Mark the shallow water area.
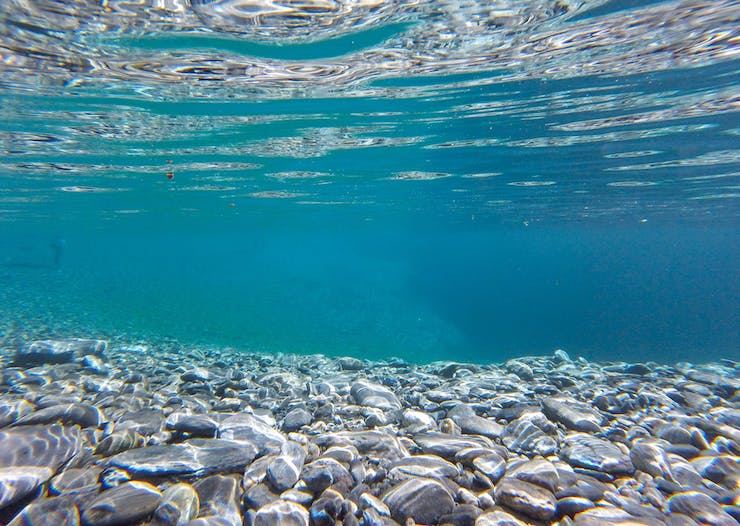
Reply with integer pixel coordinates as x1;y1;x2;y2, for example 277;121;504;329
0;1;739;525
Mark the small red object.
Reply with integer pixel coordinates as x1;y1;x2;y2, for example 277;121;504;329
166;171;174;180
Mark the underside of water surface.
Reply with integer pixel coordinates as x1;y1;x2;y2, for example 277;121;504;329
0;0;738;363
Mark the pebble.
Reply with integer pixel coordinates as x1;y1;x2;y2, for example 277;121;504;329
493;478;557;521
0;340;737;526
254;499;309;526
561;433;634;475
81;481;162;526
382;477;455;524
109;439;257;477
350;380;402;411
151;483;199;526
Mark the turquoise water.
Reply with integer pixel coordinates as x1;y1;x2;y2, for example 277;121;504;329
0;0;738;363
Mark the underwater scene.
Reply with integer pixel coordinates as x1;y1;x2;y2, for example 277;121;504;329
0;1;738;525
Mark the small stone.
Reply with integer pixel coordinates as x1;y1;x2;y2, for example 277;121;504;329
0;400;34;429
7;495;81;526
401;409;436;433
301;458;352;494
82;355;109;375
472;453;507;484
337;357;365;371
95;430;143;457
493;478;556;521
169;415;219;438
81;481;161;526
193;475;241;526
388;455;459;479
561;433;634;475
14;403;103;428
254;499;309;526
507;458;559;492
218;414;286;455
475;510;529;525
282;408;312;432
266;442;306;491
542;397;602;433
382;477;454;525
556;496;595;517
350;380;401;411
414;432;493;459
151;483;199;526
0;467;52;509
630;440;675;481
666;491;737;526
447;404;503;439
49;466;102;495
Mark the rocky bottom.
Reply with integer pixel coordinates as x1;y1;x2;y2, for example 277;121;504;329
0;338;738;526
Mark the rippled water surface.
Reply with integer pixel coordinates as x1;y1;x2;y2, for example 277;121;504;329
0;0;738;362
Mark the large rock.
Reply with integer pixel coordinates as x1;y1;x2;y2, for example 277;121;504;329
109;439;257;478
7;495;81;526
382;478;454;524
14;339;106;366
666;491;737;526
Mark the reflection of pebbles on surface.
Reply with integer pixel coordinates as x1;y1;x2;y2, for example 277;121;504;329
606;181;658;187
507;181;556;187
389;171;453;180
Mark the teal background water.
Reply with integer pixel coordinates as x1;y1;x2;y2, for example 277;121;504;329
0;1;738;364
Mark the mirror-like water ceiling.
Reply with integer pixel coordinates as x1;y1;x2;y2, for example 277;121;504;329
0;0;737;360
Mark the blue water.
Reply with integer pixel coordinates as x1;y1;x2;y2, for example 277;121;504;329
0;0;738;364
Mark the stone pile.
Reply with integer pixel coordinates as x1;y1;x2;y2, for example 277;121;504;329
0;338;737;525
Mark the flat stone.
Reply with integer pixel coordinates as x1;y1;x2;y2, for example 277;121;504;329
168;415;219;438
0;424;82;473
49;466;102;495
193;475;241;526
116;409;164;436
337;357;365;371
501;417;557;456
666;491;737;526
312;431;408;462
81;481;161;526
14;339;107;366
542;397;602;433
350;380;401;411
447;404;503;439
556;496;595;517
382;477;454;524
109;439;257;478
413;432;493;459
13;403;103;428
572;507;666;525
561;433;634;475
218;414;286;455
151;483;199;526
7;495;81;526
94;430;143;457
388;455;459;479
254;499;309;526
493;478;556;521
0;467;53;509
0;400;34;428
507;458;559;492
475;510;529;525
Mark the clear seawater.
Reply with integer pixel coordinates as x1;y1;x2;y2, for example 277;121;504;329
0;0;737;364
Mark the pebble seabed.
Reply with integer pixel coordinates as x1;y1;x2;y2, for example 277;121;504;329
0;338;738;526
